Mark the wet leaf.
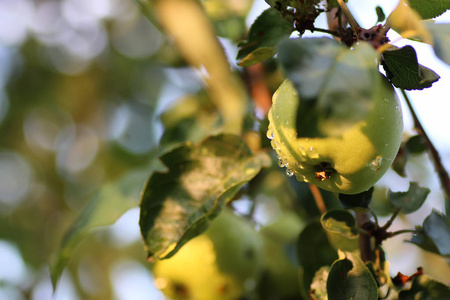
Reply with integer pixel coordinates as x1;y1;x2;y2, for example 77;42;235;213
388;182;430;214
237;8;293;67
139;134;271;260
327;252;378;300
382;46;440;90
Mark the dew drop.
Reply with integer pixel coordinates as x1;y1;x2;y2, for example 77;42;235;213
266;127;275;140
307;147;319;159
384;98;389;102
298;146;307;157
278;156;288;168
286;168;294;177
370;156;383;170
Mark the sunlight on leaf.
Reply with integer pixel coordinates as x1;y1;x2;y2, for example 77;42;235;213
139;134;271;261
387;0;432;44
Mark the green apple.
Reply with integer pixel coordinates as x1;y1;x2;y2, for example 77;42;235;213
152;208;263;300
267;79;403;194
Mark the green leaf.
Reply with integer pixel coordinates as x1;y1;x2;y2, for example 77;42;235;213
409;211;450;257
320;210;359;252
406;134;427;155
423;211;450;256
339;188;374;210
409;0;450;19
399;274;450;300
278;38;384;138
51;164;163;288
376;6;386;23
426;23;450;66
382;46;440;90
297;221;338;293
389;182;430;214
139;134;271;260
327;252;378;300
237;8;293;67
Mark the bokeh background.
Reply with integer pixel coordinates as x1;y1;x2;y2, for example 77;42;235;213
0;0;449;299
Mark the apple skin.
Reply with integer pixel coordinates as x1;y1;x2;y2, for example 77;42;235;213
267;78;403;194
152;209;263;300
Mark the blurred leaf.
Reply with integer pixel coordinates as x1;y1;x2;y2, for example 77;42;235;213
237;8;293;67
409;0;450;19
398;274;450;299
376;6;386;23
203;0;253;41
389;182;430;214
159;93;220;148
339;188;374;210
426;23;450;66
327;252;378;300
264;0;323;28
297;221;338;292
51;163;164;288
387;0;432;43
320;210;359;252
139;134;271;260
382;46;440;90
409;211;450;257
406;135;427;154
278;38;383;138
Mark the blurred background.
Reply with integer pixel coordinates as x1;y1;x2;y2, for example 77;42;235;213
0;0;449;299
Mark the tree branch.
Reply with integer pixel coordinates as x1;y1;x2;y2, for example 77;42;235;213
400;89;450;204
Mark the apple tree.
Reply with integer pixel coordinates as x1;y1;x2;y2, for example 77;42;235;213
51;0;450;299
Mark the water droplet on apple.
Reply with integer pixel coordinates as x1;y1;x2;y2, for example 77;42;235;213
370;156;383;170
266;127;274;140
295;162;305;170
298;146;307;156
307;147;319;159
286;168;294;177
278;156;288;168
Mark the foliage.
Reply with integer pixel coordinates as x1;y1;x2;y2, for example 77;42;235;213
2;0;450;299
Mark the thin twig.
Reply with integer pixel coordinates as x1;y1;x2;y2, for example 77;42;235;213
381;207;402;230
308;184;326;214
356;211;374;262
388;229;418;238
310;26;340;37
400;89;450;204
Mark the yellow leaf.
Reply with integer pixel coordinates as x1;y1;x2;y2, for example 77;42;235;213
387;0;432;44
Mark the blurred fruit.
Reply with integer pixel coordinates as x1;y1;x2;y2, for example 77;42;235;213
153;208;263;300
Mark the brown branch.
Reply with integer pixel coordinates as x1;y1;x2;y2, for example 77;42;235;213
308;184;326;214
401;89;450;204
356;211;374;262
244;63;272;116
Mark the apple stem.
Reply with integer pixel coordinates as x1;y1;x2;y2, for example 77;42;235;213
400;89;450;206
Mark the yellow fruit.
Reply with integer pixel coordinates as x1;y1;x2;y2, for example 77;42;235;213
152;209;263;300
267;79;403;194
